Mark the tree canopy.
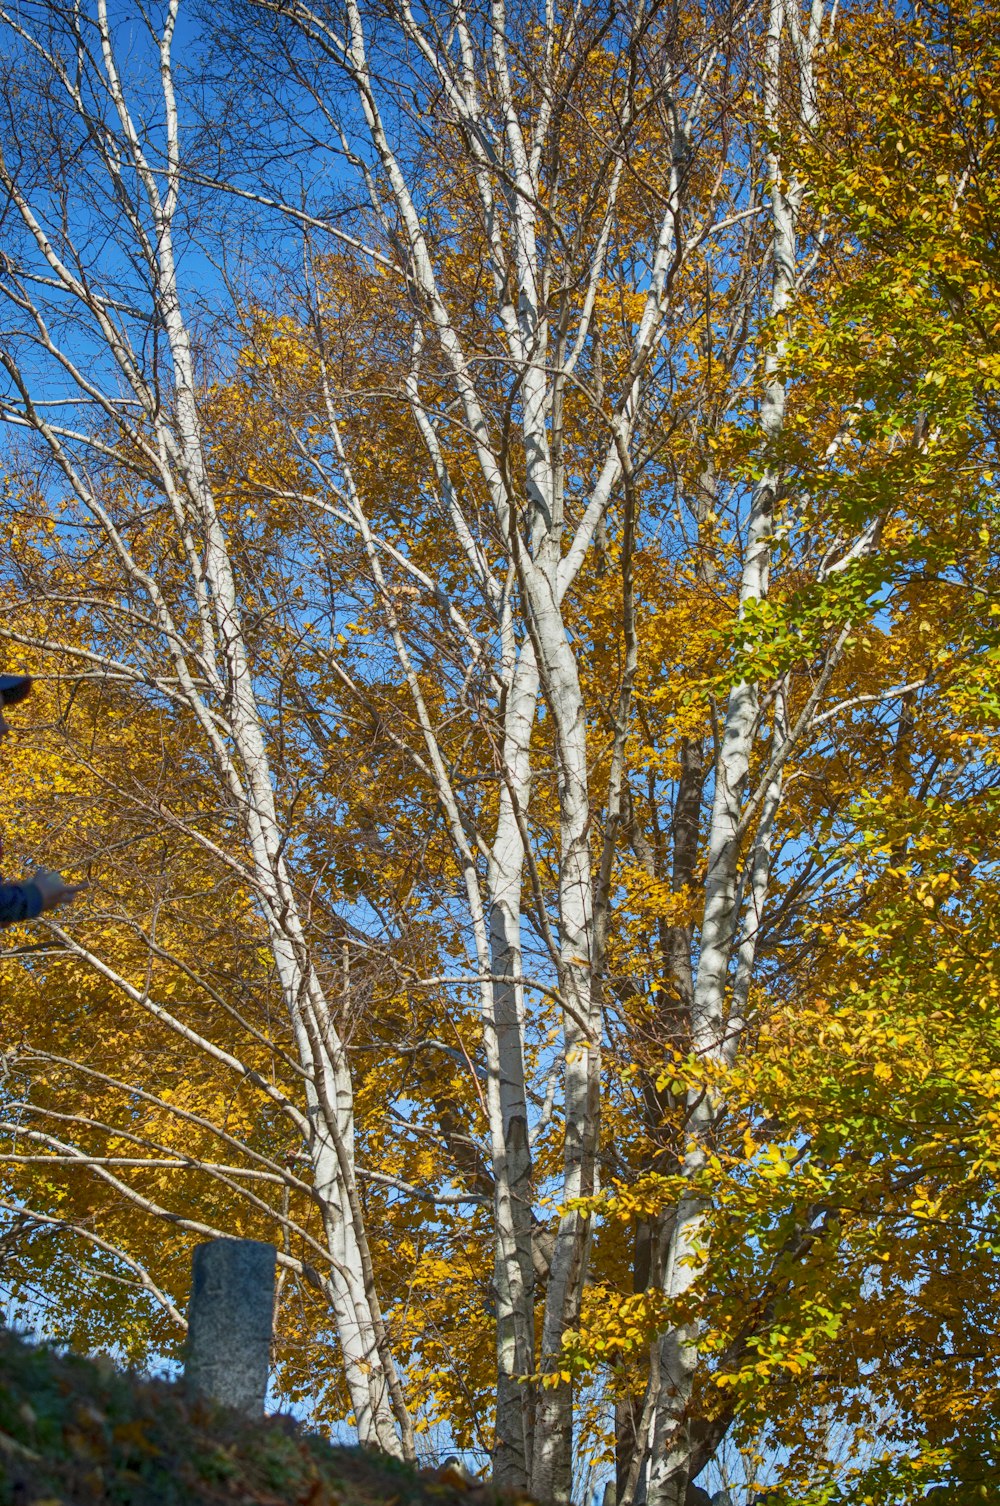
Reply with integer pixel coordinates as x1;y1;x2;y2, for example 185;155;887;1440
0;0;998;1502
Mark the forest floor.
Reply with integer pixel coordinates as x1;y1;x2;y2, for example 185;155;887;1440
0;1327;517;1506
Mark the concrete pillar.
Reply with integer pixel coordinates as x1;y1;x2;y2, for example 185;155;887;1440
185;1238;276;1415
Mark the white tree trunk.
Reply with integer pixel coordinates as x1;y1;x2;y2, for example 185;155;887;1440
519;563;599;1505
487;643;540;1488
643;3;823;1500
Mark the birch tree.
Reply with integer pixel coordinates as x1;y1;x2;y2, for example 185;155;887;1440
642;4;834;1501
213;2;760;1495
0;0;411;1457
213;2;855;1498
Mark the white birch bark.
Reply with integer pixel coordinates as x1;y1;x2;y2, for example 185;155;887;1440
487;644;540;1487
643;4;825;1500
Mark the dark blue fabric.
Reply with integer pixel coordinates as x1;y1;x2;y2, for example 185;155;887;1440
0;882;43;926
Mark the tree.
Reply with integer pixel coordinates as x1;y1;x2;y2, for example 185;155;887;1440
0;0;412;1457
560;1;1000;1498
1;0;998;1502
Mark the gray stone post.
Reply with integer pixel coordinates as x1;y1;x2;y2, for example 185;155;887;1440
185;1237;276;1415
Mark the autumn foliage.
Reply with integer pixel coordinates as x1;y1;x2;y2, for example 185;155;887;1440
0;0;998;1503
